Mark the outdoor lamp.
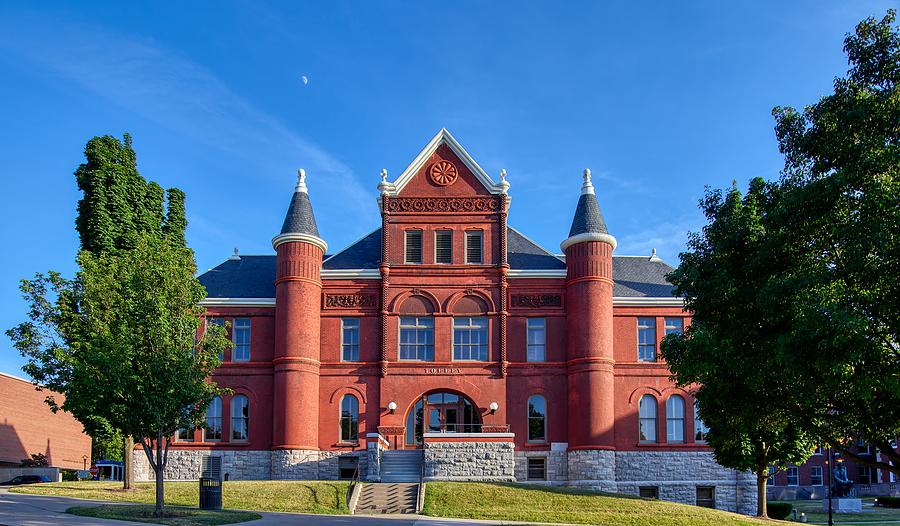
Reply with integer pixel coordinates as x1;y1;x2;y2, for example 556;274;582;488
489;401;499;413
388;401;397;414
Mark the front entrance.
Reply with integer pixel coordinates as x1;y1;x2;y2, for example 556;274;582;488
404;391;481;447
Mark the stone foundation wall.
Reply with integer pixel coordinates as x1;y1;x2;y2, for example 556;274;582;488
514;442;569;483
614;451;756;515
424;441;515;482
133;449;365;481
567;449;616;492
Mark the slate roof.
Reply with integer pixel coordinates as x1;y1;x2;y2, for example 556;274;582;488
280;191;320;236
199;228;676;299
568;193;609;237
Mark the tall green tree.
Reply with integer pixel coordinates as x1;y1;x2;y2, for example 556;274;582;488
661;181;816;518
8;133;230;514
771;9;900;471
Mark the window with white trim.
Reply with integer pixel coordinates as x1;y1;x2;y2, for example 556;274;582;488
205;396;222;441
340;394;359;442
208;318;225;361
787;466;799;486
665;317;683;336
453;317;488;361
527;318;546;362
768;465;777;486
405;230;423;264
465;230;483;264
399;316;434;361
231;395;249;441
232;318;251;361
341;318;360;362
810;466;823;486
434;230;452;264
639;394;657;443
177;427;193;442
666;395;685;443
637;318;656;362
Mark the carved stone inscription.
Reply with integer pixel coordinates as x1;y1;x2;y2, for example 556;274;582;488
324;294;377;309
511;294;562;308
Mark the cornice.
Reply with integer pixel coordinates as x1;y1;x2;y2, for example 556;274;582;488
271;232;328;252
560;232;618;252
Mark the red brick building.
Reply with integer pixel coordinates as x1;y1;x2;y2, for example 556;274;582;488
0;372;91;470
136;129;756;513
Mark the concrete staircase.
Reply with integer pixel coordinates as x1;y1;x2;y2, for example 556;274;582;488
380;450;423;483
355;482;419;514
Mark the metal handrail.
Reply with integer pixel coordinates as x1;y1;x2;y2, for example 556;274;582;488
422;423;510;433
347;464;361;508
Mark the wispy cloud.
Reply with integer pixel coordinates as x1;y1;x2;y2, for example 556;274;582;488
615;214;703;264
0;10;377;233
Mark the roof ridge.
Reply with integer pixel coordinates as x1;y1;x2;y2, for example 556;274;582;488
506;225;565;263
322;227;382;264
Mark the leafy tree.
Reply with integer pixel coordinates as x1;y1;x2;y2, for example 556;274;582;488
771;9;900;471
661;181;816;518
7;134;230;514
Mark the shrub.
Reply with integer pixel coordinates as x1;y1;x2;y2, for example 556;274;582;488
767;502;793;520
875;496;900;508
20;453;49;467
61;469;78;481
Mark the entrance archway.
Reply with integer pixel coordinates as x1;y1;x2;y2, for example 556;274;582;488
405;391;481;447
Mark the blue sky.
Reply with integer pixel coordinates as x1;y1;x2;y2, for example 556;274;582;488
0;1;892;376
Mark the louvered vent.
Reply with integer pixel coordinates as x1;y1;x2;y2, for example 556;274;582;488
405;230;423;263
435;230;452;263
465;231;483;264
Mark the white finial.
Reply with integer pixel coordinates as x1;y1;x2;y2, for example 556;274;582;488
582;168;595;195
295;169;308;193
229;247;240;260
649;247;662;262
499;169;509;194
378;168;391;195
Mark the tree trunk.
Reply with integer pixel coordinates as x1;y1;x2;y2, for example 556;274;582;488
756;466;768;518
123;435;134;490
154;432;164;515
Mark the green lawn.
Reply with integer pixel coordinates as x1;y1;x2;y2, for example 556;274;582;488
771;499;900;525
423;482;773;526
11;480;350;515
68;505;260;526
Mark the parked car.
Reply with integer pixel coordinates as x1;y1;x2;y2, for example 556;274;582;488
0;475;51;485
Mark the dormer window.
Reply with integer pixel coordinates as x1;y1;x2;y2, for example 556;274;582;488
405;230;423;264
465;230;483;264
435;230;452;264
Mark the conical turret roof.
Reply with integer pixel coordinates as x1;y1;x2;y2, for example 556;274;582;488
272;169;327;252
561;169;617;251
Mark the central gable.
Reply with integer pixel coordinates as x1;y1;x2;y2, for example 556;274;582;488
383;128;504;198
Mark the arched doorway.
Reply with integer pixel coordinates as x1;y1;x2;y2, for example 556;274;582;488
405;391;481;447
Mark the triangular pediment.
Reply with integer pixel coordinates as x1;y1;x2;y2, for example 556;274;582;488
379;129;505;197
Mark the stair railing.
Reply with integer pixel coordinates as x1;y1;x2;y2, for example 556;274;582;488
347;464;362;514
416;453;426;513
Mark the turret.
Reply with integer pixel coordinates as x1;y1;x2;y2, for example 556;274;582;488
272;169;327;451
562;169;617;450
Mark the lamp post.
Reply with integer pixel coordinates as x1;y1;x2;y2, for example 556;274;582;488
827;447;834;526
82;454;88;471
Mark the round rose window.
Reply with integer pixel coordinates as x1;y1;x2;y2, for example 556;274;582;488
429;160;458;186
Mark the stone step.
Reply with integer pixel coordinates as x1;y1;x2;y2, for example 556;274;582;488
355;482;419;515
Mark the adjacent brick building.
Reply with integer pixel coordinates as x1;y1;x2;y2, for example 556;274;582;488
0;371;91;470
135;129;757;513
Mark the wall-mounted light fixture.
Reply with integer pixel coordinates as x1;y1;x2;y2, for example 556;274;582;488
388;401;397;414
489;401;499;414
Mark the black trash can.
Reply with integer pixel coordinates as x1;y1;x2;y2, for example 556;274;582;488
199;477;222;511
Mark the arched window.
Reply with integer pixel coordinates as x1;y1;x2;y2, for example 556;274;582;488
666;395;685;443
340;394;359;442
231;395;249;441
527;395;547;442
639;394;657;443
205;396;222;441
694;401;709;443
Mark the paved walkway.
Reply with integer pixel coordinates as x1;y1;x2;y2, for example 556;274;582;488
0;489;551;526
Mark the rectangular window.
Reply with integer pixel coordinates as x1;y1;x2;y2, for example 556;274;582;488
858;466;874;485
768;466;777;486
639;486;659;499
787;466;799;486
465;230;483;264
232;318;251;361
637;318;657;362
453;317;489;361
176;428;193;442
405;230;423;264
694;402;709;443
526;457;547;481
341;318;360;362
399;317;434;361
434;230;452;264
696;486;715;509
339;456;359;480
665;317;683;336
527;318;546;362
813;446;823;455
810;466;823;486
208;318;225;361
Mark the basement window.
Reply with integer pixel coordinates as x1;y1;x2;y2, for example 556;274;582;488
696;486;715;508
527;457;547;481
639;486;658;499
339;456;359;480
